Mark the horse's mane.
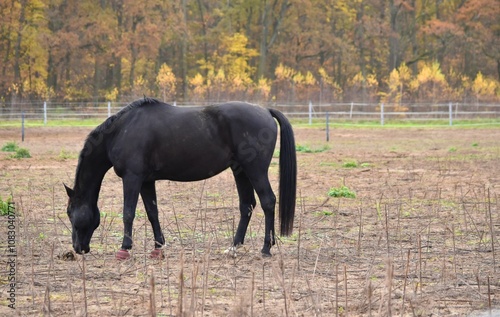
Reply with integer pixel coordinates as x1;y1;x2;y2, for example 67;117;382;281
92;97;162;136
73;97;162;188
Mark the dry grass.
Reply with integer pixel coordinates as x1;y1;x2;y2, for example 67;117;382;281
0;126;499;316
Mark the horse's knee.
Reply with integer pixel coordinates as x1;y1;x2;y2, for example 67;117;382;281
261;195;276;214
123;212;135;224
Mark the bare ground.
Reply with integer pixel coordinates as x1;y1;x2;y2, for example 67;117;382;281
0;125;499;316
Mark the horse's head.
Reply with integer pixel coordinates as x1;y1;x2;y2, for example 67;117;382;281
64;184;100;254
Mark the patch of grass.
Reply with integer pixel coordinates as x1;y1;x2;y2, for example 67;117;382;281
448;147;457;152
342;160;358;168
328;185;356;198
314;210;334;216
472;142;479;147
58;149;78;160
2;141;19;152
296;144;329;153
0;196;14;216
10;147;31;159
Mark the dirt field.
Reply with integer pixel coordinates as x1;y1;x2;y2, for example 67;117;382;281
0;124;499;316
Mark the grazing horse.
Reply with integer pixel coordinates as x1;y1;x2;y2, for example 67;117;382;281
64;97;297;259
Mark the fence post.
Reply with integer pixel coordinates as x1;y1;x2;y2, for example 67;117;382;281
326;112;330;142
380;103;384;126
43;101;47;125
309;100;312;125
108;101;111;117
350;102;353;119
173;101;177;107
449;102;453;126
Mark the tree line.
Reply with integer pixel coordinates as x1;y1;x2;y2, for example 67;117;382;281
1;0;499;105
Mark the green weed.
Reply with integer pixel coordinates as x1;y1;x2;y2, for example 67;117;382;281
0;196;14;216
10;147;31;159
342;160;358;168
328;186;356;198
1;141;19;152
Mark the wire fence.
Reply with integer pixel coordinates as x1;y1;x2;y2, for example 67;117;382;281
1;101;499;126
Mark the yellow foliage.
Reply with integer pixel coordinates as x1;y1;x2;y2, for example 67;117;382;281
189;73;207;99
105;87;119;101
156;63;176;100
415;61;446;85
293;72;304;85
472;72;497;99
275;63;296;81
304;71;316;86
398;63;412;82
256;77;271;100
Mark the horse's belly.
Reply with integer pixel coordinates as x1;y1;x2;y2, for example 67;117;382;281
152;152;231;182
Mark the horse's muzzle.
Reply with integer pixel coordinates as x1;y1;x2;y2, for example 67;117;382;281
74;244;90;254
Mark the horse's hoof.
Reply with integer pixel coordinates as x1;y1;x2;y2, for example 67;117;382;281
150;249;164;259
261;248;272;257
224;244;243;258
116;249;130;260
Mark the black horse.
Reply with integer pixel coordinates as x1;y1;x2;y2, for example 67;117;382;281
65;97;296;259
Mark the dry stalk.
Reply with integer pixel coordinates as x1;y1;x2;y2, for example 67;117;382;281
166;253;173;317
312;239;323;281
272;253;290;317
297;192;304;271
43;284;51;316
68;272;76;315
92;281;102;312
451;224;457;281
52;185;57;237
418;234;422;295
305;277;320;316
386;258;394;317
191;261;199;314
149;267;156;317
357;205;363;255
201;239;212;317
335;264;339;317
262;261;266;311
368;279;372;317
177;252;185;316
384;204;390;255
487;188;496;273
82;254;88;317
344;265;348;315
487;276;492;314
401;249;410;317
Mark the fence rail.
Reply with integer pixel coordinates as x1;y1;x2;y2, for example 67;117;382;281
1;101;499;126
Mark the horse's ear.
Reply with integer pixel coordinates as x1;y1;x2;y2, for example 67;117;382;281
64;183;74;198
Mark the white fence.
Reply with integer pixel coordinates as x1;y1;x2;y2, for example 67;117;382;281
1;101;499;126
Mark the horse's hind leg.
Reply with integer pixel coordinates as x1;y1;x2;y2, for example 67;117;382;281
250;175;276;257
140;181;165;259
231;169;257;251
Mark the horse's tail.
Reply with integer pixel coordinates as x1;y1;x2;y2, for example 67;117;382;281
269;109;297;236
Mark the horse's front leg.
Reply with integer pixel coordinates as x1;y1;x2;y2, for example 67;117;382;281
140;181;165;259
116;174;142;260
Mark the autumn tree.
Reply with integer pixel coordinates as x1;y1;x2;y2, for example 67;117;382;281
156;63;176;101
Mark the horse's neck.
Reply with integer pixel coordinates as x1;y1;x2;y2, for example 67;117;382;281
74;142;112;204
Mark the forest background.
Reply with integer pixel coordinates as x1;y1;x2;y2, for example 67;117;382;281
0;0;499;106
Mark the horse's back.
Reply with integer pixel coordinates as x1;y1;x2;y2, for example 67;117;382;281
108;101;277;181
